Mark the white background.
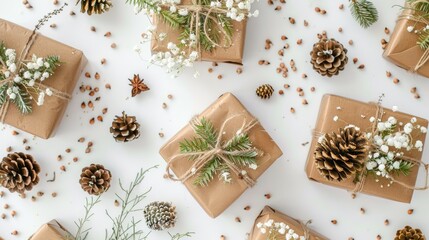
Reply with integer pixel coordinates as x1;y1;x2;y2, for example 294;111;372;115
1;0;429;239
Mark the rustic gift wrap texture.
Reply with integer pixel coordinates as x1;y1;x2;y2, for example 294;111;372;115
249;206;328;240
159;93;283;218
29;220;73;240
383;5;429;78
0;19;87;139
151;0;247;65
305;94;428;203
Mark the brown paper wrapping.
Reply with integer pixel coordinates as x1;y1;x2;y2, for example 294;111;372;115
159;93;283;218
383;6;429;77
249;206;328;240
29;220;73;240
151;1;247;64
0;19;87;139
305;94;428;203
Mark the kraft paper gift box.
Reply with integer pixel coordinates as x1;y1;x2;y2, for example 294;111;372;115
0;19;87;139
151;0;247;65
29;220;73;240
305;94;428;203
160;93;283;218
249;206;328;240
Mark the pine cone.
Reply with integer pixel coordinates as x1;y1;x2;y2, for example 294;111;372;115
314;126;368;182
310;38;348;77
110;111;141;142
79;164;112;195
144;201;176;231
0;152;40;193
256;84;274;99
78;0;112;15
395;226;426;240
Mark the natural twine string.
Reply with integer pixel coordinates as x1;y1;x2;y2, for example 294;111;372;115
397;2;429;72
312;102;429;194
0;30;71;123
165;114;260;188
299;220;312;240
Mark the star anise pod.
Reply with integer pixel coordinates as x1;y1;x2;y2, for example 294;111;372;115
129;74;149;97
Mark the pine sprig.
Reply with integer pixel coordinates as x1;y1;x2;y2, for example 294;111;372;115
396;161;414;176
349;0;379;28
193;158;222;186
11;86;32;114
408;0;429;13
0;85;7;106
418;30;429;49
105;167;156;240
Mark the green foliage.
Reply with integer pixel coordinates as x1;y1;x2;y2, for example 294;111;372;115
349;0;379;28
0;42;6;65
105;167;156;240
74;196;102;240
408;0;429;13
160;10;188;29
418;30;429;49
0;85;7;107
180;118;258;186
395;161;414;176
11;86;32;114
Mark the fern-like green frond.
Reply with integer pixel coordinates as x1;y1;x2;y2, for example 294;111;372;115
225;133;258;167
349;0;379;28
160;10;188;29
11;86;32;114
408;0;429;13
0;85;7;107
418;30;429;49
193;158;222;186
193;117;218;146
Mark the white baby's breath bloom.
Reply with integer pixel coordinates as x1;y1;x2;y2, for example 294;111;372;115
37;92;45;106
13;76;22;83
415;140;423;148
28;80;35;87
178;8;188;15
8;63;16;73
333;116;339;122
380;145;389;153
23;71;31;79
249;163;258;170
42;72;50;79
45;88;53;96
407;26;415;32
393;161;400;169
392;106;399;112
369;116;375;123
8;92;16;100
411;117;417;123
421;126;427;133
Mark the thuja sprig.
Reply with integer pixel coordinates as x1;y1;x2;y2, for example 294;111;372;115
72;196;102;240
349;0;379;28
105;167;157;240
169;232;195;240
179;118;258;187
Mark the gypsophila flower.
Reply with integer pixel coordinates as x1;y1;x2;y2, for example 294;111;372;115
257;219;304;240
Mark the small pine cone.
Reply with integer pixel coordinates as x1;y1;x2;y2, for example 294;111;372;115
314;126;368;182
79;164;112;195
144;201;176;231
110;111;141;142
395;226;426;240
0;152;40;193
310;38;348;77
256;84;274;99
79;0;112;15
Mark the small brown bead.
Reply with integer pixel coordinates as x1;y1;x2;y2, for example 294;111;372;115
60;165;66;172
339;4;344;9
104;32;112;37
284;84;290;89
358;64;365;69
278;90;284;95
281;35;287;40
408;209;414;214
297;39;303;45
393;78;400;84
275;6;282;11
89;118;95;125
90;26;96;32
244;206;251;211
384;219;389;226
78;137;85;143
264;193;271;199
304;20;309;27
290;107;295;113
236;68;243;74
101;58;107;65
353;58;358;64
65;148;71;153
111;43;117;49
302;99;308;105
51;192;57;198
11;230;18;236
289;17;295;24
410;87;417;93
315;7;321;12
386;71;392;77
331;219;337;224
235;217;241;223
348;40;354;45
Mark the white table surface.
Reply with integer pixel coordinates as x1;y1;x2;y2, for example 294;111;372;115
1;0;429;239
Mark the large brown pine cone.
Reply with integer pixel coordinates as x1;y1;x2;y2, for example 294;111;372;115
310;38;348;77
79;164;112;195
395;226;426;240
110;111;141;143
78;0;112;15
314;126;368;182
0;152;41;193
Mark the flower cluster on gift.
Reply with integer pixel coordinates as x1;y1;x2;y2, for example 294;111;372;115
402;0;429;49
256;219;305;240
365;114;427;180
128;0;258;76
0;42;60;114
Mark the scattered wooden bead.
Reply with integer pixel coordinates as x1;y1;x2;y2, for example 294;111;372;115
384;219;389;226
235;217;241;223
90;26;96;32
393;78;400;84
289;17;295;24
104;32;112;37
331;219;338;224
386;71;392;77
408;209;414;214
264;193;271;199
111;43;117;49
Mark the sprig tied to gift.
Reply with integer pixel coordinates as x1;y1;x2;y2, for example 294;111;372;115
314;105;428;189
402;0;429;49
166;116;260;187
129;0;258;76
0;4;67;115
256;219;307;240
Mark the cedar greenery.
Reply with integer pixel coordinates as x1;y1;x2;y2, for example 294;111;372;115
406;0;429;49
349;0;379;28
179;118;258;187
126;0;233;51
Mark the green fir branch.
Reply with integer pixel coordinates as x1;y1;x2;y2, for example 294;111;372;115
73;196;102;240
169;232;195;240
349;0;379;28
159;10;188;29
225;134;258;167
11;86;32;114
193;118;217;146
0;85;7;106
408;0;429;13
418;30;429;49
0;42;6;65
395;161;414;176
105;167;156;240
193;158;222;186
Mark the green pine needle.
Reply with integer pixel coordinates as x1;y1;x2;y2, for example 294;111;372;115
396;161;414;176
408;0;429;13
0;85;7;107
0;42;6;65
11;86;32;114
193;158;222;187
349;0;379;28
159;10;188;29
418;30;429;49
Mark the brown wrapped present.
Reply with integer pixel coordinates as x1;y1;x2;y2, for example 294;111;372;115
305;94;428;203
151;0;247;65
160;93;283;218
383;4;429;77
0;18;87;139
249;206;328;240
29;220;73;240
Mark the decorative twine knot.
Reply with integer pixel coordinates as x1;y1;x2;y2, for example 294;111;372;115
0;30;72;123
165;114;260;188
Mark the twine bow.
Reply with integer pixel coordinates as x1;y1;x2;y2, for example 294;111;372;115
165;115;260;187
0;29;71;123
397;1;429;72
164;0;234;59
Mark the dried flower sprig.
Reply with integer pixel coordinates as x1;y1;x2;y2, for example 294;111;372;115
256;219;305;240
35;3;68;31
72;196;102;240
168;232;195;240
104;167;157;240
